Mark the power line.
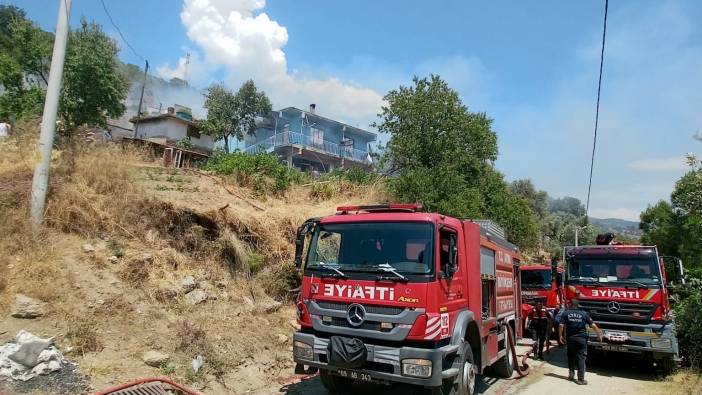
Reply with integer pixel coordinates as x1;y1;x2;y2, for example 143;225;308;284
100;0;145;62
585;0;609;217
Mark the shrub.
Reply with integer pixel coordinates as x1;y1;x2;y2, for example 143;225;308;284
324;166;375;184
676;287;702;368
176;137;194;150
205;151;307;194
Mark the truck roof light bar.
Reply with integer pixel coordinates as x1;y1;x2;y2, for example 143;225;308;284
336;203;423;213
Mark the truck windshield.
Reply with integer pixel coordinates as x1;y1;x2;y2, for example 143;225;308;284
567;255;662;286
521;269;551;289
306;222;434;275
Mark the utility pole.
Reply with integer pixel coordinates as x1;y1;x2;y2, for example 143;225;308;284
133;59;149;138
29;0;72;229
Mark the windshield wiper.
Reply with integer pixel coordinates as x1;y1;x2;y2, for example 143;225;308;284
316;262;347;278
375;263;408;282
611;280;650;288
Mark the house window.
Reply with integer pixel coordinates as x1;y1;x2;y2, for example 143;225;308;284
187;125;201;139
311;127;324;147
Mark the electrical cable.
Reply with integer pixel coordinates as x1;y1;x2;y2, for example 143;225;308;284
100;0;145;62
585;0;609;217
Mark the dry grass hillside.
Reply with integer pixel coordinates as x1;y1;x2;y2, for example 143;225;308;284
0;119;388;394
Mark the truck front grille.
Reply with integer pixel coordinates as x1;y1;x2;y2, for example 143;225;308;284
579;299;657;324
316;301;405;316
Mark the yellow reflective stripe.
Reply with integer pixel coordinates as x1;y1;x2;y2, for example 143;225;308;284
643;289;658;300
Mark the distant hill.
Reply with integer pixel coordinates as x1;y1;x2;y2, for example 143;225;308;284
590;217;642;240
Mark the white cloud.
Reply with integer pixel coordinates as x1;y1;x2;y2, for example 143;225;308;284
158;0;383;128
694;130;702;142
589;208;641;222
626;156;688;172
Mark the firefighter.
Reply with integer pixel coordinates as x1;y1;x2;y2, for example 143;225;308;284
558;299;602;385
526;301;551;359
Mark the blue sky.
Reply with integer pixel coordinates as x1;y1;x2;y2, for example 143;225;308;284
11;0;702;220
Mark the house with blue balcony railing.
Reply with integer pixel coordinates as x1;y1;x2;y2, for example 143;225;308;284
242;104;376;172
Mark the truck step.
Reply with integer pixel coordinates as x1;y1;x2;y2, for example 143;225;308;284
442;368;460;378
441;345;460;356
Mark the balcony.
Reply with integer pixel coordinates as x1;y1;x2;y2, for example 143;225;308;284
243;131;370;164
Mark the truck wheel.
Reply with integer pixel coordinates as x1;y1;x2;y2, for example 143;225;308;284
659;357;676;376
436;343;476;395
319;369;353;393
493;334;515;378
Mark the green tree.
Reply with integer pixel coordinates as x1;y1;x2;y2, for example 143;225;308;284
233;79;272;140
510;179;549;218
201;80;271;153
375;75;538;249
59;20;129;129
640;160;702;268
201;83;237;153
0;6;52;120
549;196;586;217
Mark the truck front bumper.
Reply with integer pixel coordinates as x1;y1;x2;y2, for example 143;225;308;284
293;332;458;388
586;325;679;358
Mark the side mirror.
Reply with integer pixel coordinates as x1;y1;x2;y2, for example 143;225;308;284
294;219;318;268
447;235;458;276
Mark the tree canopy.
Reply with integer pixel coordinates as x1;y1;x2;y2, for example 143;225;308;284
59;20;129;129
640;159;702;270
201;79;271;153
375;75;538;249
0;5;51;120
0;7;129;130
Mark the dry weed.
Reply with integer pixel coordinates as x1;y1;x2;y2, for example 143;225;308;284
62;313;103;355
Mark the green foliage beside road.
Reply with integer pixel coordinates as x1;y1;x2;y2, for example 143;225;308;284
641;160;702;270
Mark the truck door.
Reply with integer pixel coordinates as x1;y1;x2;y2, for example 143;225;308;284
438;227;465;315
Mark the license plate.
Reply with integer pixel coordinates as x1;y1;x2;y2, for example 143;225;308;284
336;369;373;382
600;344;629;352
605;331;629;342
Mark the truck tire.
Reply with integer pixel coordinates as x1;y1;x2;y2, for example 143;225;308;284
433;343;477;395
493;332;515;378
659;357;676;376
319;369;353;393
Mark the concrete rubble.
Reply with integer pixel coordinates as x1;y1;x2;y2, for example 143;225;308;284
0;330;69;382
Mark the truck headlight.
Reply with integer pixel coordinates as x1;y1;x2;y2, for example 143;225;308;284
402;359;432;378
651;338;672;349
293;341;313;360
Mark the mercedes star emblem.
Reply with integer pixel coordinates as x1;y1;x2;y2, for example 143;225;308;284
347;303;366;327
607;301;621;314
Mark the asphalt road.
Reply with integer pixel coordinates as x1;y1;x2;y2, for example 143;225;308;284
268;339;681;395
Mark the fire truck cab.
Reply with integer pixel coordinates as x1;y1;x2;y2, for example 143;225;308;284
292;205;522;394
520;264;564;312
564;244;679;373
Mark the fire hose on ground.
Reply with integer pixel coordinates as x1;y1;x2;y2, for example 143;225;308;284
504;322;531;378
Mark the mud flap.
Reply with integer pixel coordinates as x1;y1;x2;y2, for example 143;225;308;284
328;336;367;369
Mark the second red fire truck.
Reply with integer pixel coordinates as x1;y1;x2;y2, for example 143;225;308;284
291;204;524;394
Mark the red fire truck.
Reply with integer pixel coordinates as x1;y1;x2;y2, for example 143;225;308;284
564;243;680;373
292;204;523;394
520;264;564;334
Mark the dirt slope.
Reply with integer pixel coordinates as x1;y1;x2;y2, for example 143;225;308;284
0;129;387;394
